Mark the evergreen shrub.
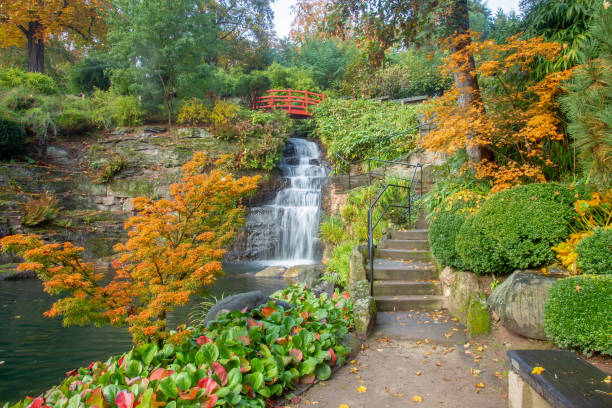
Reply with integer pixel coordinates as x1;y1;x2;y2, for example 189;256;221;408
576;229;612;274
428;190;486;270
456;183;575;274
544;274;612;356
0;118;26;159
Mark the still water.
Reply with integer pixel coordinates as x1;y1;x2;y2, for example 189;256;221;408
0;263;286;403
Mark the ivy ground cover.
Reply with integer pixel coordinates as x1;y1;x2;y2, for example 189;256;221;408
3;286;353;408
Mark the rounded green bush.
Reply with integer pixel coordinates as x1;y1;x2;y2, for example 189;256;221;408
544;275;612;356
456;183;576;274
429;190;485;270
0;118;26;159
576;229;612;274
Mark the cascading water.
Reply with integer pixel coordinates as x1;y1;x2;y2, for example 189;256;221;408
244;138;328;266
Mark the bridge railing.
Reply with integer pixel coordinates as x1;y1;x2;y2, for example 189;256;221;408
253;89;326;116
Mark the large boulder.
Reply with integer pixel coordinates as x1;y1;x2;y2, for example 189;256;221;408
349;245;367;283
488;270;562;340
284;264;324;287
203;291;293;325
255;266;286;278
353;296;377;338
439;267;481;320
312;280;334;298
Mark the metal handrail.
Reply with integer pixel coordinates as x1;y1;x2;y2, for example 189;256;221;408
367;164;424;296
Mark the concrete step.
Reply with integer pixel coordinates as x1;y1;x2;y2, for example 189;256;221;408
375;295;446;311
408;220;429;229
380;239;429;251
391;229;428;240
373;259;437;280
373;280;441;296
375;248;432;262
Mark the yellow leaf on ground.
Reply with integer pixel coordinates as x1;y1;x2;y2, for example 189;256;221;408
415;371;422;376
531;366;545;375
339;405;350;408
604;375;611;383
357;386;367;393
476;382;485;388
412;395;423;403
393;393;405;398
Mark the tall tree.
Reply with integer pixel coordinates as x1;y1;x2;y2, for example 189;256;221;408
0;0;107;73
326;0;492;164
108;0;217;126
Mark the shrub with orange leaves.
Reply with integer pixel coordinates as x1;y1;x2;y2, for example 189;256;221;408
1;152;260;344
423;33;573;192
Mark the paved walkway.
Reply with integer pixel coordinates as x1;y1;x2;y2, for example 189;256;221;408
291;311;510;408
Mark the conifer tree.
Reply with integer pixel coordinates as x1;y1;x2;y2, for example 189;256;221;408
561;2;612;186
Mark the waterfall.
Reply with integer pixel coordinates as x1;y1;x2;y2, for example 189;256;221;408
244;138;328;266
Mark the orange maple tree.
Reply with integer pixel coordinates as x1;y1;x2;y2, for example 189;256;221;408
0;0;108;72
290;0;329;41
423;33;573;192
1;153;260;344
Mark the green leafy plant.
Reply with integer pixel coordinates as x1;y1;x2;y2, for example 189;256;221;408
319;216;347;245
97;156;127;184
0;118;26;159
2;285;354;408
0;68;59;95
325;240;357;286
311;98;420;162
576;229;612;275
21;191;60;227
544;274;612;356
428;189;487;270
456;183;576;274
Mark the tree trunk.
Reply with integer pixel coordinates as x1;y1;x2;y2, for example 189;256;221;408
450;0;493;165
26;22;45;73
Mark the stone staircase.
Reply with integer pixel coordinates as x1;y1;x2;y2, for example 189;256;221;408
372;216;445;312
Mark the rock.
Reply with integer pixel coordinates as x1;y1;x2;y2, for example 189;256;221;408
0;218;10;238
284;264;323;287
349;280;370;300
111;128;133;136
353;296;377;338
284;265;306;280
312;280;334;298
0;264;37;281
466;294;491;337
176;128;213;139
349;245;367;283
142;126;167;134
255;266;287;278
440;267;481;322
46;146;71;166
296;264;324;288
488;270;562;340
203;291;294;325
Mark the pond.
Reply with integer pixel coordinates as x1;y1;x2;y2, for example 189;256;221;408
0;263;287;403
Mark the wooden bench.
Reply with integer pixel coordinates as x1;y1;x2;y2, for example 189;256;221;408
507;350;612;408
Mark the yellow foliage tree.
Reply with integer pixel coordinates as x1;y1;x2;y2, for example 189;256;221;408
423;33;574;192
0;0;108;72
1;153;260;344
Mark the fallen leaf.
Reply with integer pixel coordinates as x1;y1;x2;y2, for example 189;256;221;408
476;383;485;389
415;371;422;376
339;405;350;408
604;376;611;384
357;386;367;393
531;367;545;375
412;395;423;403
393;393;406;398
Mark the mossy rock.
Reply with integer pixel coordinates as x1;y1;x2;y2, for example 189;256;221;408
466;294;491;337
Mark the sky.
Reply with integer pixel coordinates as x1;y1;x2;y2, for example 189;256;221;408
272;0;522;38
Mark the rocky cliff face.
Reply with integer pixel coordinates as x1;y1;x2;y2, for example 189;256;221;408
0;127;283;264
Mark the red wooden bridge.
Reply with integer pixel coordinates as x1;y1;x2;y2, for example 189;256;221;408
252;89;325;118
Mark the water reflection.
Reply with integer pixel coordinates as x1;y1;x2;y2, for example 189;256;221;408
0;263;285;403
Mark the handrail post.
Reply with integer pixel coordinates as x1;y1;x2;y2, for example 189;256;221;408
368;159;372;185
420;165;423;196
368;210;374;296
